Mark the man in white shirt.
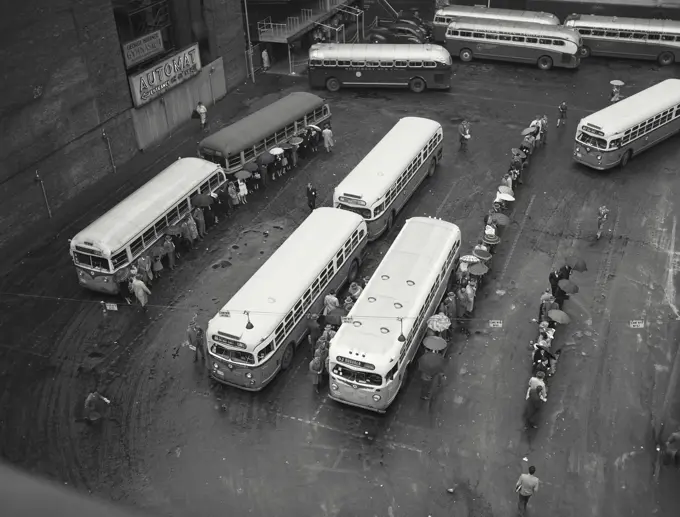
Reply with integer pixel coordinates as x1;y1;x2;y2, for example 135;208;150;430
515;465;540;516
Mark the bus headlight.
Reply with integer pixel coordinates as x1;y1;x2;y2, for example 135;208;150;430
373;394;381;401
250;379;256;385
331;383;339;390
597;155;602;160
245;372;253;379
213;363;220;370
103;277;108;282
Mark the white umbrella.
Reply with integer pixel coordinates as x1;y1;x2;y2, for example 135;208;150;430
610;79;624;87
308;124;321;132
269;147;284;156
497;192;515;202
427;313;451;332
460;254;480;264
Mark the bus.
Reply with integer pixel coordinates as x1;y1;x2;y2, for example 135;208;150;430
564;14;680;66
527;0;680;23
206;208;368;391
198;92;331;174
445;18;582;70
328;217;461;413
333;117;443;240
433;5;560;43
70;158;227;294
308;43;452;93
573;78;680;170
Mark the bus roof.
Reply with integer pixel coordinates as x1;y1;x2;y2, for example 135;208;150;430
70;158;221;257
448;17;581;41
309;43;452;64
564;14;680;32
579;79;680;136
334;117;442;207
198;92;326;157
207;208;366;348
330;217;461;370
435;5;560;25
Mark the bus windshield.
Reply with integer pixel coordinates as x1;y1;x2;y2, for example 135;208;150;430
211;344;255;365
332;364;382;386
576;131;607;149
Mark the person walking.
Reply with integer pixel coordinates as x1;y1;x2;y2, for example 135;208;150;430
187;316;206;363
306;183;317;211
610;85;621;103
323;289;340;317
322;125;334;153
261;48;270;71
596;205;610;239
195;101;208;131
515;466;540;516
557;101;567;128
527;371;548;400
192;207;206;239
524;385;546;429
307;313;322;354
131;275;151;311
548;269;560;297
458;120;470;151
238;179;249;204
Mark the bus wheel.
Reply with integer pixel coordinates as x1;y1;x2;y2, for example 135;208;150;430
326;78;341;92
427;159;437;177
579;46;591;58
459;49;473;62
281;343;295;370
409;77;426;93
348;259;359;283
620;150;632;168
387;211;395;232
658;52;675;66
537;56;553;70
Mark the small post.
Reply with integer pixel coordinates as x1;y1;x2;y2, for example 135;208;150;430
34;170;52;218
288;43;294;75
102;128;117;173
209;66;216;106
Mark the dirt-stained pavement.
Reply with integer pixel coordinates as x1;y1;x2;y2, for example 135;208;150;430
1;59;680;517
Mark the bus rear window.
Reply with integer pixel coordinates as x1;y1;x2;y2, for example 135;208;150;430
333;364;382;386
74;252;110;271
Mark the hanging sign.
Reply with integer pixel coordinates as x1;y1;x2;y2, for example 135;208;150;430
122;31;164;68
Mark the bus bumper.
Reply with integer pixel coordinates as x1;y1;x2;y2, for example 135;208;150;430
329;392;387;413
76;270;118;294
209;369;265;391
572;153;608;170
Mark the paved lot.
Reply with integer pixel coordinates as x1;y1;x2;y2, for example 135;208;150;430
1;58;680;517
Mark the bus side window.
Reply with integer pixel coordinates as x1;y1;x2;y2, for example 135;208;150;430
499;34;511;41
526;37;537;43
449;30;460;36
605;31;618;38
512;36;525;42
578;28;591;35
619;31;632;39
539;38;551;44
244;146;255;163
395;60;407;67
473;32;484;39
335;249;345;267
609;139;621;150
380;60;394;67
459;31;471;38
553;40;565;46
386;362;399;381
310;59;323;66
632;33;645;39
648;33;660;41
112;250;128;269
409;61;423;67
350;60;365;67
486;33;498;40
338;60;350;66
323;60;336;66
367;60;380;67
661;34;675;41
591;30;605;36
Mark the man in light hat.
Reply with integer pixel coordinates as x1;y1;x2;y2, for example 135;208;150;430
348;281;363;300
343;296;355;312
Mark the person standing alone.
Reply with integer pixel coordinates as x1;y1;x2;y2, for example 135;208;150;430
195;102;208;131
557;101;567;128
322;125;334;153
458;120;470;151
515;465;540;516
306;183;318;211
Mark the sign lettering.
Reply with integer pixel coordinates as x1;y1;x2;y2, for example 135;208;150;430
122;31;164;68
489;320;503;328
629;319;645;329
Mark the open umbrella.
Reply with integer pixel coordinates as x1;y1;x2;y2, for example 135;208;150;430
521;127;535;136
473;248;492;261
548;309;571;324
165;225;182;236
558;279;579;294
257;151;274;165
491;213;510;226
289;136;303;146
423;336;447;352
243;162;259;173
498;186;514;196
511;148;527;159
468;262;489;276
483;234;500;246
325;307;347;327
427;313;451;332
565;256;587;272
191;193;214;207
460;254;480;264
610;79;625;86
418;351;445;376
270;147;284;156
307;124;321;132
280;143;293;150
150;245;166;258
497;192;515;202
234;170;252;180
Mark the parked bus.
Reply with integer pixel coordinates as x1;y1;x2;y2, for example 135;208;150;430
70;158;227;294
308;43;452;93
527;0;680;23
206;208;368;391
445;18;582;70
573;78;680;170
333;117;443;240
433;5;560;43
198;92;331;173
328;217;461;412
564;14;680;65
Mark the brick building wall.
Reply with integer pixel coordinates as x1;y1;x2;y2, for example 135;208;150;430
0;0;137;248
204;0;248;90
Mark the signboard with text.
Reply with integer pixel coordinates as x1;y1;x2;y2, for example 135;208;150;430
122;31;164;68
128;44;202;108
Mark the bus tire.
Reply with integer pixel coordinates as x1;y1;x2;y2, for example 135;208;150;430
619;150;632;168
409;77;426;93
658;52;675;66
537;56;553;70
387;211;395;232
579;46;591;58
348;259;359;283
326;77;341;92
459;49;473;62
281;343;295;370
427;159;437;177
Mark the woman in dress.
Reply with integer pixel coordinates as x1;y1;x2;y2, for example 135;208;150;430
228;182;239;208
237;179;248;204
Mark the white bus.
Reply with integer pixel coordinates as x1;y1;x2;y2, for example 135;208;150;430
328;217;461;412
207;208;368;391
70;158;228;294
573;78;680;170
433;5;560;43
564;14;680;65
333;117;443;240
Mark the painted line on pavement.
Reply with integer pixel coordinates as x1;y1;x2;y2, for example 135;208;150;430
500;194;536;282
445;91;596;114
312;395;328;422
663;216;679;319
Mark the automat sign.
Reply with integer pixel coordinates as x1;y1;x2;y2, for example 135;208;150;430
128;43;202;107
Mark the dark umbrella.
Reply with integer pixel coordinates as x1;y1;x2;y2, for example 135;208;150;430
234;170;252;180
257;151;275;165
418;352;445;376
473;248;492;261
490;213;510;226
423;336;447;352
150;245;166;258
280;143;293;150
192;194;214;207
325;307;347;327
548;309;571;324
243;162;259;173
165;225;182;236
565;256;587;272
558;279;579;294
468;262;489;276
